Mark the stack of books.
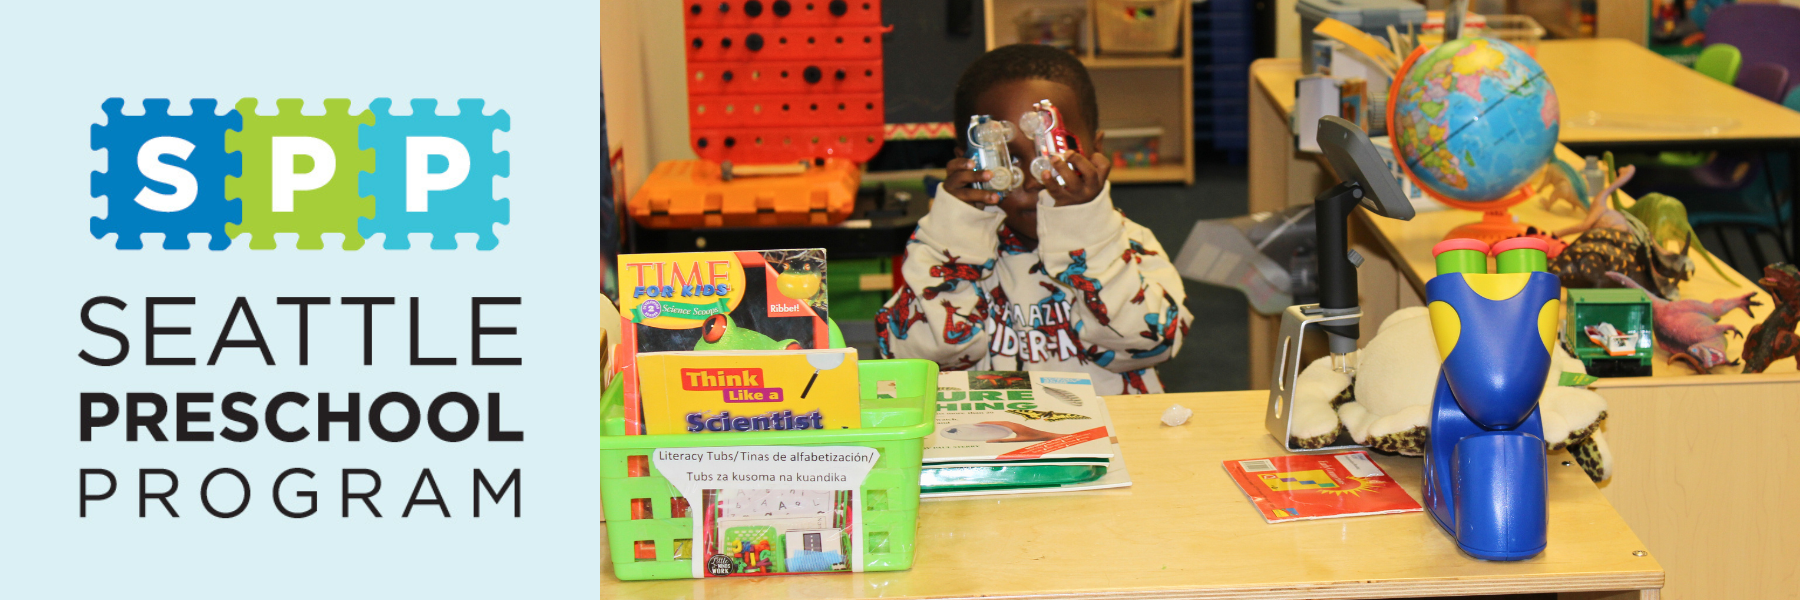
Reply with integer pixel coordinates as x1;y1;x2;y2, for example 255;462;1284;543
920;371;1131;497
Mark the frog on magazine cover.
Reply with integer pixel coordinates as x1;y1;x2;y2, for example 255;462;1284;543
694;314;802;351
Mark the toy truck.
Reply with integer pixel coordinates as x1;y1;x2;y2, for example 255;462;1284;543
1562;288;1654;377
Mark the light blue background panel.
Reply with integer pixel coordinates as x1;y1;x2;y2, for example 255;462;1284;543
0;1;601;596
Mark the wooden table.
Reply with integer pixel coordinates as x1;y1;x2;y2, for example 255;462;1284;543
1249;53;1800;599
1534;39;1800;150
1535;38;1800;260
603;391;1664;599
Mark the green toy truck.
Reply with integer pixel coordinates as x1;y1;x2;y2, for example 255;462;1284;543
1562;288;1654;377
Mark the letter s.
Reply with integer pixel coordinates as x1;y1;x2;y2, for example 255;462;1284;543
80;296;129;366
135;136;198;212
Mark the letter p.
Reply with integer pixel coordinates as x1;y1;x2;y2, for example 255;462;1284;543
405;136;471;212
271;137;336;212
81;392;119;442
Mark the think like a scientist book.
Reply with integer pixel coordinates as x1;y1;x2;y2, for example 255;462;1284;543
636;348;861;435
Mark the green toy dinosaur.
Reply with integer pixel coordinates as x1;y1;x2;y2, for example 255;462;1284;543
1619;193;1736;285
1593;151;1732;285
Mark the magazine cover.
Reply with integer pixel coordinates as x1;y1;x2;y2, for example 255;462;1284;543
927;371;1115;463
1223;451;1423;523
616;248;830;434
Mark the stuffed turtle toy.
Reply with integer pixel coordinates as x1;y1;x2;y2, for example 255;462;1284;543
1290;307;1613;482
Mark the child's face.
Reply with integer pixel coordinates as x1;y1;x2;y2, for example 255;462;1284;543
971;79;1099;245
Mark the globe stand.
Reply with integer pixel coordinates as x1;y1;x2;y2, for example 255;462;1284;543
1445;207;1531;245
1430;179;1541;244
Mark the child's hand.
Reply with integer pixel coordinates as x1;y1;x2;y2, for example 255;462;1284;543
1042;151;1111;206
944;157;1003;206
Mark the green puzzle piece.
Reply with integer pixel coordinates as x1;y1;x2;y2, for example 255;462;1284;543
225;98;375;249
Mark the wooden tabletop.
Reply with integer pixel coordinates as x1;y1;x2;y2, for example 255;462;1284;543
602;391;1664;599
1537;39;1800;147
1253;40;1800;148
1251;58;1304;117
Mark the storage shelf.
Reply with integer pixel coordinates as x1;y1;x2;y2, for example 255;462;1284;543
986;0;1194;185
1081;56;1185;69
1108;163;1190;183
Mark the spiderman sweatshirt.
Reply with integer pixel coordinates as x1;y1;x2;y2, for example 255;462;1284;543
875;182;1192;395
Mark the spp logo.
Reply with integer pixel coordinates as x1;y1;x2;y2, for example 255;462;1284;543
89;98;510;250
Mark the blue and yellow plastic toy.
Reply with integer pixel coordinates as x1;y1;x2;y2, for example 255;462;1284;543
1423;237;1560;561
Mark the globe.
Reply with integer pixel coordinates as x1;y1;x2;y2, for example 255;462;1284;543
1390;37;1560;210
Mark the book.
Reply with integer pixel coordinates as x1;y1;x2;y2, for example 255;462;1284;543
635;349;861;435
1222;451;1422;523
920;371;1131;497
615;249;831;435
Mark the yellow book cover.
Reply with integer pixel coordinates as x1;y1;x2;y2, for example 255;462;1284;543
637;349;861;435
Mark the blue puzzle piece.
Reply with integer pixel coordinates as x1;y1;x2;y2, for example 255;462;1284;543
357;98;510;250
90;98;243;250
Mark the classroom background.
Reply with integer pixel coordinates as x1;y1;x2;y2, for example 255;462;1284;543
601;3;1800;597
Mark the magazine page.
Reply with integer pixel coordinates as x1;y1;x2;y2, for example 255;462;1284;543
926;371;1116;463
1223;451;1423;523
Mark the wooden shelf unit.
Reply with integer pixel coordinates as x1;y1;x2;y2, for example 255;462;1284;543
983;0;1195;185
1081;55;1184;69
1108;163;1190;183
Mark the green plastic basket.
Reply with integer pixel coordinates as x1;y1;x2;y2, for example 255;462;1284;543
602;358;938;581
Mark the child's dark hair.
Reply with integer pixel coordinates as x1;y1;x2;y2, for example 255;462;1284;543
953;44;1099;144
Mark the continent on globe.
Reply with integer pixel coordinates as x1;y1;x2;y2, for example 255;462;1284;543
1391;37;1560;205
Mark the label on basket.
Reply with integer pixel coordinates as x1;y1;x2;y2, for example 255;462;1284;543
654;446;880;578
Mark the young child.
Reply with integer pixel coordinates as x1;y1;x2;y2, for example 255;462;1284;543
874;44;1191;395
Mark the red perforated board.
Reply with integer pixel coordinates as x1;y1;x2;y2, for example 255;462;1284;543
684;0;887;163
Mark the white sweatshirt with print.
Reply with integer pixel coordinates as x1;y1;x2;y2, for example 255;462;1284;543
874;182;1191;395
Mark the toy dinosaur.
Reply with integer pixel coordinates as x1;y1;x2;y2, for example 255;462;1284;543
1536;157;1592;214
1742;264;1800;374
1621;192;1735;285
1552;228;1692;298
1604;271;1760;372
1554;165;1637;238
1549;166;1732;298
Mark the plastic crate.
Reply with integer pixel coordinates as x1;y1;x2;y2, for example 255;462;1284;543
1097;0;1183;55
628;158;860;228
1296;0;1428;72
1477;14;1546;56
602;358;938;580
825;257;896;321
